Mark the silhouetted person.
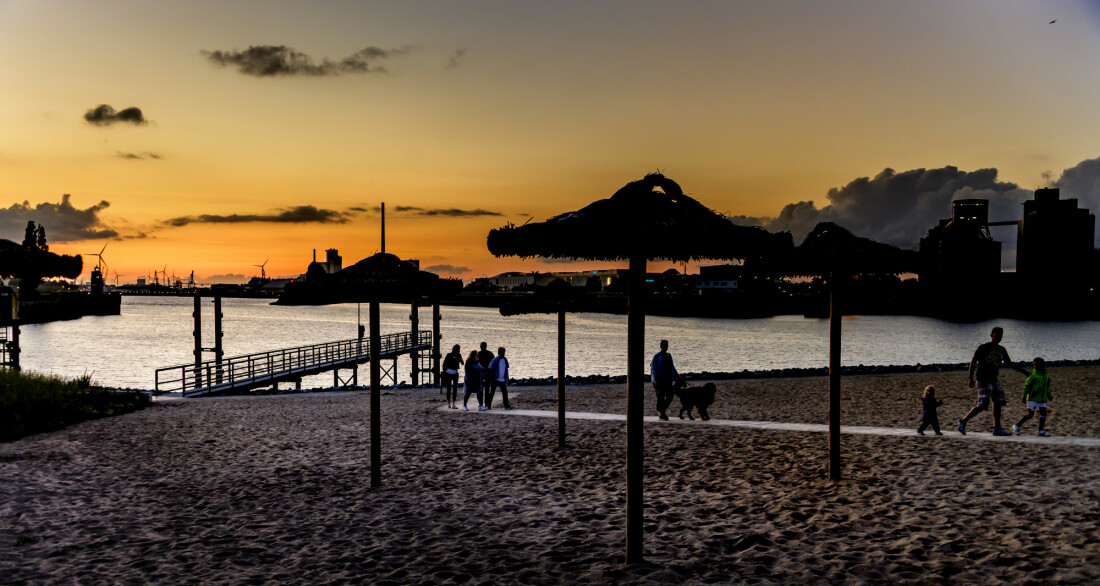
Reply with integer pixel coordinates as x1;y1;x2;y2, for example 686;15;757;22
917;385;943;435
957;327;1027;436
463;350;485;411
486;347;511;409
1014;357;1052;436
442;344;463;409
478;341;494;397
651;340;683;421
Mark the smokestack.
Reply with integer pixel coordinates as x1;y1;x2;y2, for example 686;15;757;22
381;202;386;254
313;249;316;263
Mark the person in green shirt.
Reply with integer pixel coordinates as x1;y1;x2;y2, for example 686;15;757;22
1014;357;1052;437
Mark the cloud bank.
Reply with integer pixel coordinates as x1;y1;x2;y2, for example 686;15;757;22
743;156;1100;269
84;105;148;126
116;151;162;160
387;206;503;217
165;205;354;227
0;194;118;242
200;45;409;77
762;166;1031;249
423;264;469;275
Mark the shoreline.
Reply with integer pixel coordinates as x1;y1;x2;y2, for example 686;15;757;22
136;357;1100;396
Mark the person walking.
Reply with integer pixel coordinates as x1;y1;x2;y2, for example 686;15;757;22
651;339;683;421
917;385;943;435
463;350;486;411
957;327;1028;436
441;344;464;409
486;347;511;410
1014;357;1053;436
478;341;495;399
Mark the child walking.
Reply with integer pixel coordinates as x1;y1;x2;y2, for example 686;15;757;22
1014;357;1052;436
917;385;943;435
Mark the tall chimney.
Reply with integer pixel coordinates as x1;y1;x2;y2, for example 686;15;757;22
313;249;316;263
381;202;386;254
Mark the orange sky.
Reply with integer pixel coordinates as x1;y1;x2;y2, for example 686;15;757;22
2;0;1099;282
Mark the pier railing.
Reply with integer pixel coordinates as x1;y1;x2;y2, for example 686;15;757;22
155;330;433;396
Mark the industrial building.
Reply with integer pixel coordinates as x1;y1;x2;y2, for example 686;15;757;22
1016;187;1095;292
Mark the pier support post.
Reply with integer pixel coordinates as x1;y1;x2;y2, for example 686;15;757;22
410;298;420;384
213;295;224;384
625;254;646;565
432;301;441;386
9;323;19;371
193;295;202;389
370;300;382;487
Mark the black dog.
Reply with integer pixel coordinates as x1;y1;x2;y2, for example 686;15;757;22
675;381;716;421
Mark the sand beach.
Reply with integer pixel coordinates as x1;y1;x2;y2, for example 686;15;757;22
3;367;1099;584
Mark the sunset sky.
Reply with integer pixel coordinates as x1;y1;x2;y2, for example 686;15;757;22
2;0;1099;283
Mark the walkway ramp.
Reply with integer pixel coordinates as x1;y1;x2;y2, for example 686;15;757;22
155;331;432;397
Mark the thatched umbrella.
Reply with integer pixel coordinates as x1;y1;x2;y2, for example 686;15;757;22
757;222;918;480
280;252;458;488
488;173;790;564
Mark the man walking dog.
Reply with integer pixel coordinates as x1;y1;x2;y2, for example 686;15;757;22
651;340;683;421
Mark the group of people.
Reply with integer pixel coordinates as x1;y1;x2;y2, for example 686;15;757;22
440;342;512;411
439;328;1056;438
918;326;1054;437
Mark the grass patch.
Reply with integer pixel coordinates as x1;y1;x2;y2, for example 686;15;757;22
0;369;149;442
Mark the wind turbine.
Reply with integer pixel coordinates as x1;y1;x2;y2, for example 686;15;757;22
254;259;269;280
112;271;125;286
83;242;109;272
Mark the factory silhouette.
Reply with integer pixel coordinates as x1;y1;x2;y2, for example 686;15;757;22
918;187;1097;320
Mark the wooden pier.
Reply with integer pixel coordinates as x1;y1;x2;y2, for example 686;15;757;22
155;330;433;397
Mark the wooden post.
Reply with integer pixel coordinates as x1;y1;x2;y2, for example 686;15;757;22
370;300;382;487
828;278;842;481
626;254;646;564
9;323;19;371
557;309;566;449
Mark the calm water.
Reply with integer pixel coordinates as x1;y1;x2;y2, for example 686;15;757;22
16;296;1100;390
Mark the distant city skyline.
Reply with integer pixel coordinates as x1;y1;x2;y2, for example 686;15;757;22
2;0;1099;281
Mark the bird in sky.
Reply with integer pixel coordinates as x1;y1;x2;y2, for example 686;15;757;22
1050;19;1057;24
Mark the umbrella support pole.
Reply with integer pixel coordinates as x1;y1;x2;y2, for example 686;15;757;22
626;255;645;564
370;300;382;488
557;310;566;449
828;284;842;481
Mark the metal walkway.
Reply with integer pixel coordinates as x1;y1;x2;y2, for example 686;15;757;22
155;330;433;397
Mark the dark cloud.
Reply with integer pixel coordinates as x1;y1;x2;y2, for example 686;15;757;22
200;45;409;77
348;206;368;212
84;105;148;126
165;205;353;227
763;166;1031;255
116;151;162;160
0;194;118;242
389;205;503;217
423;264;469;275
447;48;467;69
